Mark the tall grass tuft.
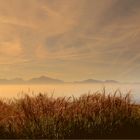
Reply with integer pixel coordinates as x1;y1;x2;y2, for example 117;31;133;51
0;90;140;139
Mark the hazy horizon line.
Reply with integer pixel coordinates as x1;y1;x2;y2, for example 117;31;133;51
0;75;139;84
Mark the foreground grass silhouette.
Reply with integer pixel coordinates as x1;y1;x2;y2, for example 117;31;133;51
0;90;140;139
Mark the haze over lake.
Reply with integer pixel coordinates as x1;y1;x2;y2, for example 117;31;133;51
0;83;140;103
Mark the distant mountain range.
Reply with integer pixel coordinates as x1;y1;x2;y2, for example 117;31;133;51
74;79;119;84
0;76;64;84
28;76;64;84
0;76;120;84
0;78;25;84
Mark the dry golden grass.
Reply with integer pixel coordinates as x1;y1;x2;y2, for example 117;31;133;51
0;90;140;138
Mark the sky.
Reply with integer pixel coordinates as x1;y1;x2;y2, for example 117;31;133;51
0;0;140;82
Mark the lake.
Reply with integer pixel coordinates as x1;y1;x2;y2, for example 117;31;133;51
0;83;140;103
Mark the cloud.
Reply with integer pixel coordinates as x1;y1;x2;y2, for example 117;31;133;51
0;0;140;81
0;40;22;56
0;39;30;65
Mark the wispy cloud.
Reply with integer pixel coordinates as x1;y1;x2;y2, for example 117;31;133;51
0;40;22;56
0;0;140;81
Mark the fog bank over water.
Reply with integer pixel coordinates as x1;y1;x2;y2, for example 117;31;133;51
0;83;140;103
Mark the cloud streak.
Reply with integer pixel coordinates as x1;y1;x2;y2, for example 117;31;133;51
0;0;140;82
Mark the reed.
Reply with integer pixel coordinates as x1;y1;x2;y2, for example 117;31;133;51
0;90;140;138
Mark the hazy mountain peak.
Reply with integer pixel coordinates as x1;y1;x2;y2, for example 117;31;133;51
74;79;102;83
0;76;63;84
0;76;120;84
28;76;64;84
104;80;119;83
39;75;49;79
74;79;119;84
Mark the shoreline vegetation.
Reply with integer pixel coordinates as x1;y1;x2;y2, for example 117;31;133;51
0;89;140;139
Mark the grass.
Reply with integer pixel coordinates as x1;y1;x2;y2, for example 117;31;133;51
0;89;140;139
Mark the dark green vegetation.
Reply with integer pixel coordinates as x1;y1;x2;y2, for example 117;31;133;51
0;90;140;139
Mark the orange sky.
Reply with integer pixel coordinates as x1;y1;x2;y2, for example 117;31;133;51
0;0;140;82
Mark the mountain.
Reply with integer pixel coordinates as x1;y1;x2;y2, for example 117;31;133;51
9;78;25;84
74;79;102;83
104;80;119;83
0;76;63;84
0;78;25;84
74;79;119;84
28;76;64;84
0;76;119;84
0;79;9;84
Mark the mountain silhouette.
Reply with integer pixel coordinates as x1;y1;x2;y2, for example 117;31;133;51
0;76;63;84
74;79;102;83
0;78;25;84
28;76;64;84
0;76;119;84
74;79;119;84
